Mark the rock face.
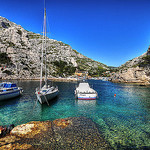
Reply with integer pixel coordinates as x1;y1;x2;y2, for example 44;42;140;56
109;48;150;84
0;16;107;79
0;117;110;150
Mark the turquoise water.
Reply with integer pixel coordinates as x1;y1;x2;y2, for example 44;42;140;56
0;80;150;149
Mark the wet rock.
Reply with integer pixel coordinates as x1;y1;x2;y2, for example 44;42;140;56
0;143;32;150
0;117;111;149
0;124;14;138
11;124;34;135
53;118;71;129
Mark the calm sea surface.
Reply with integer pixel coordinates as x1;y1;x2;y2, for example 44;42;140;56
0;80;150;149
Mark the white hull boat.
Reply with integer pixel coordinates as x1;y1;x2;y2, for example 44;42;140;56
75;82;98;100
35;7;59;104
36;85;59;104
0;82;23;101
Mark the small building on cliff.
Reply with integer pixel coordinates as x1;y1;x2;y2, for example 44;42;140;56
75;69;88;77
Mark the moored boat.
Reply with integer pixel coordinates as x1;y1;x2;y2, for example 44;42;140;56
36;84;59;104
75;82;98;100
0;82;23;101
35;6;59;104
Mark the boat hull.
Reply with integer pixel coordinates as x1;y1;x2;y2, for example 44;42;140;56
75;82;98;100
36;89;59;104
0;89;22;101
78;97;97;100
75;93;97;100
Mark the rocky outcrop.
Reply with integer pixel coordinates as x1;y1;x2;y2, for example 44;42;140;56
109;48;150;84
0;16;108;79
110;66;150;84
0;117;110;149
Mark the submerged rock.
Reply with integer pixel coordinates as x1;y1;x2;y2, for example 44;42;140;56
11;124;34;135
0;117;110;149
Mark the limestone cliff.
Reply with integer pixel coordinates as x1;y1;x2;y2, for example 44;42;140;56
0;16;107;79
109;47;150;84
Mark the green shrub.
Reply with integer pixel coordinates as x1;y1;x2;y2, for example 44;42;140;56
52;60;76;77
20;41;26;47
0;52;12;64
88;66;107;77
73;49;79;54
17;29;22;36
139;55;150;67
7;41;15;47
2;70;12;75
58;41;69;46
28;33;41;39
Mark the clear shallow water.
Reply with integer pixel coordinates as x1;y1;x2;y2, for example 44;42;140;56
0;80;150;149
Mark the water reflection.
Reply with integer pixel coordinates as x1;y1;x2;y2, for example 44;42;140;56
75;100;96;107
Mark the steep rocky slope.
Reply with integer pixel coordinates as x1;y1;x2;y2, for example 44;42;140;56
109;47;150;84
0;16;108;79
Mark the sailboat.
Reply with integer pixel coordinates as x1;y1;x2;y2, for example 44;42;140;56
35;8;59;104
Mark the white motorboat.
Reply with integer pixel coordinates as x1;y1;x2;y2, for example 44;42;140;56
35;7;59;104
0;82;23;101
75;82;98;100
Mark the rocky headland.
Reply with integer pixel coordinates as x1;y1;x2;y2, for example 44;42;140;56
0;117;110;150
109;47;150;85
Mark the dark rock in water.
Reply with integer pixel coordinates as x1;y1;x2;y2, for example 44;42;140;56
0;124;15;138
0;117;111;149
7;124;15;133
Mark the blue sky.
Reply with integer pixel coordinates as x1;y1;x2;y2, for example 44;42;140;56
0;0;150;67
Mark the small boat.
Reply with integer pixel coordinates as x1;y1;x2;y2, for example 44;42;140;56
0;82;23;101
75;81;98;100
35;7;59;104
36;83;59;104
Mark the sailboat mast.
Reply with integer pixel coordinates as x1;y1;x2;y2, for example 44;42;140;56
40;18;44;90
44;8;47;87
40;7;47;89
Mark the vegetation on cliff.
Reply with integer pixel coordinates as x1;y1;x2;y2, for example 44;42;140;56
52;60;76;77
0;52;12;66
139;55;150;67
0;16;109;79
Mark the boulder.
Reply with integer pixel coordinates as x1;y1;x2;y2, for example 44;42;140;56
0;117;110;150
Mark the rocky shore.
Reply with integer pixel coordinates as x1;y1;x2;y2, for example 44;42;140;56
48;77;77;82
0;77;77;82
109;66;150;85
109;47;150;85
0;117;110;150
